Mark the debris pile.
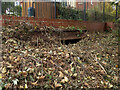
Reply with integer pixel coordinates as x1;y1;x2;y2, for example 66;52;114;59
1;23;119;89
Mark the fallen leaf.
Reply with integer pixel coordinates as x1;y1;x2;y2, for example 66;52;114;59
64;76;69;82
9;55;14;60
27;67;34;73
115;65;118;68
71;67;74;72
102;61;107;65
24;50;28;57
109;83;113;88
2;67;6;73
25;84;28;88
5;83;11;88
6;62;14;68
58;71;64;78
31;80;38;86
5;39;17;44
37;76;45;80
36;63;41;67
64;70;68;74
15;56;20;62
54;81;62;88
73;73;77;77
91;77;96;80
12;79;19;85
60;79;65;83
66;53;69;58
0;74;2;79
84;82;89;87
22;71;27;77
20;85;24;88
113;76;118;82
58;47;62;50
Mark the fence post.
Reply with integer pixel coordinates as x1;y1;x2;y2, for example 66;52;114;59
116;4;118;20
84;0;86;21
0;0;2;73
55;0;56;19
0;1;1;15
103;1;105;21
118;19;120;63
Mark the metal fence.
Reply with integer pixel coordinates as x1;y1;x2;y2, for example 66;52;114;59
1;2;119;22
57;2;119;22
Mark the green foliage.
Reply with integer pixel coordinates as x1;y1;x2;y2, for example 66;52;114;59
2;2;14;14
59;26;84;32
57;5;85;20
11;6;22;16
87;3;117;22
111;0;120;6
2;2;22;16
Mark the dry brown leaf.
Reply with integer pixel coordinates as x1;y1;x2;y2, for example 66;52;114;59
19;85;24;88
5;83;11;88
28;67;34;73
2;67;6;73
6;62;14;68
31;80;38;86
73;73;77;77
113;76;118;82
50;60;54;65
9;55;14;60
37;76;45;80
60;79;65;83
58;71;64;78
84;82;90;88
102;61;107;65
24;50;28;57
64;76;69;82
22;71;27;77
36;63;41;67
54;81;62;88
58;47;62;50
66;53;69;58
15;55;21;62
60;76;69;83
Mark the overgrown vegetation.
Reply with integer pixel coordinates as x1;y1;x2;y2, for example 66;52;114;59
57;5;85;20
87;2;119;22
57;2;120;22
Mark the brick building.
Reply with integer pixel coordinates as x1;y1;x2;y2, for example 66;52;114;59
65;0;99;10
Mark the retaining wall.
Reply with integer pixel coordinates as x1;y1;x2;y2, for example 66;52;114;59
2;15;115;32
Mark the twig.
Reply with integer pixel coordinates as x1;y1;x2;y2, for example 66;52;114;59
40;59;43;76
93;55;107;75
37;37;38;47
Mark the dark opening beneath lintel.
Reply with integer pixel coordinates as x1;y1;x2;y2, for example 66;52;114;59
61;39;81;45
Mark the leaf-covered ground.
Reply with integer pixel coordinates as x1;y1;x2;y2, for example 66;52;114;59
0;23;119;89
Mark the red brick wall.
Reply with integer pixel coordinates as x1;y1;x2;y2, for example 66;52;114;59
76;1;99;10
2;15;85;28
2;15;114;32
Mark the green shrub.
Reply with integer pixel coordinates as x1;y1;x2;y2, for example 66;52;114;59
57;5;86;20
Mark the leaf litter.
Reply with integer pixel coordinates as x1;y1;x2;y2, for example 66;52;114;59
1;22;119;89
